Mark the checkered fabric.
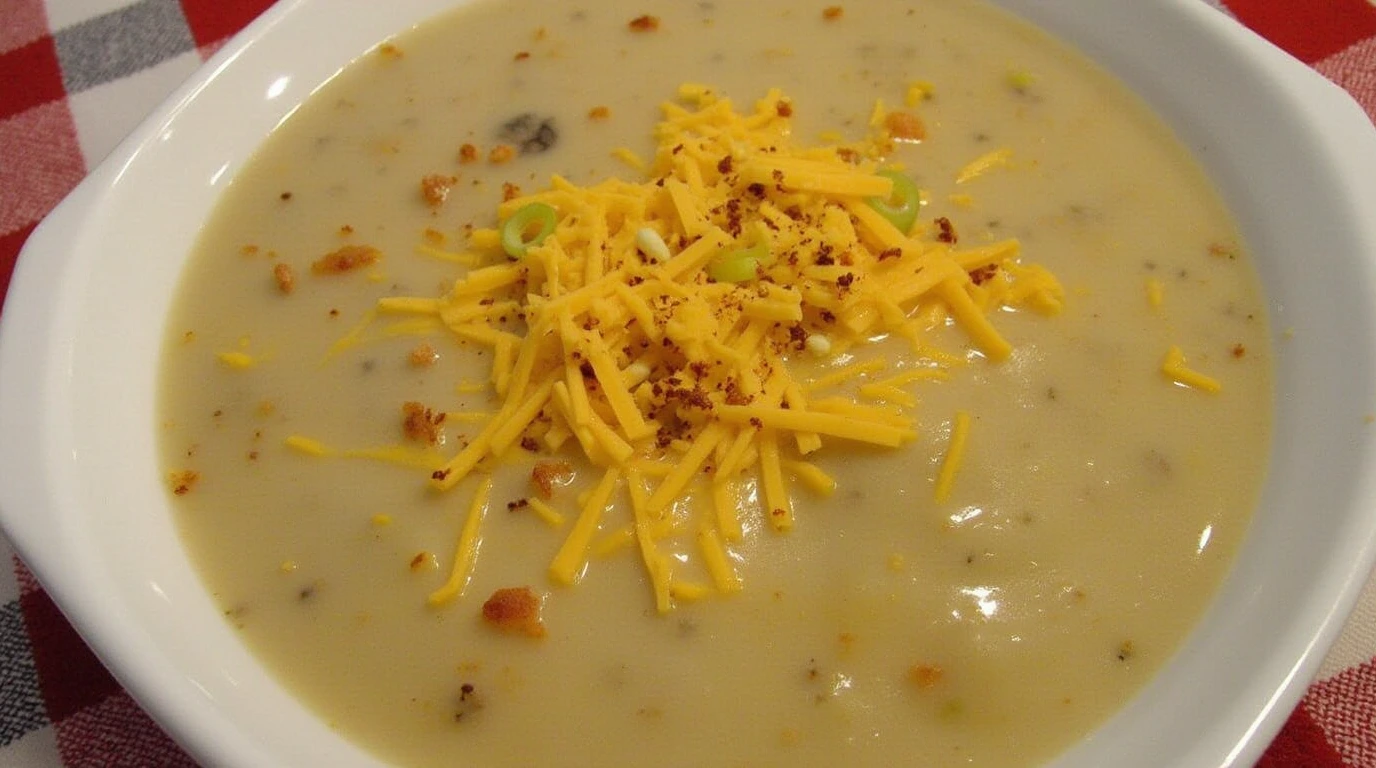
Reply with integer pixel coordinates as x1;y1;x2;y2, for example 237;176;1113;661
1;0;1374;765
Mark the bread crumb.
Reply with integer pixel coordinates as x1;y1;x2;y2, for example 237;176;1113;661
410;343;439;367
311;245;380;274
402;402;446;445
907;664;943;689
272;262;295;294
481;586;547;637
885;111;926;142
168;469;200;496
531;460;574;499
488;144;515;164
421;173;458;207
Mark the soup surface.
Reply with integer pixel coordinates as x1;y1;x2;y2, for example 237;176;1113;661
159;1;1273;766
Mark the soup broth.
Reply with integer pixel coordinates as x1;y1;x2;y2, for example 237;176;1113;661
158;1;1273;765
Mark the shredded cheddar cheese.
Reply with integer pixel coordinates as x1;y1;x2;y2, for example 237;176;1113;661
1161;346;1222;393
428;476;492;606
320;85;1067;612
934;410;971;502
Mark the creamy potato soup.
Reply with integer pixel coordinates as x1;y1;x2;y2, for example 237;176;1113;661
158;0;1273;766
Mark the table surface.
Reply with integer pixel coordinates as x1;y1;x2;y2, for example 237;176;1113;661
2;0;1375;765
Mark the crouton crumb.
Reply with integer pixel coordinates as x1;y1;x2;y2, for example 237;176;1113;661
410;343;439;367
169;469;200;496
531;460;574;499
481;586;547;638
885;111;926;142
311;245;380;274
402;401;446;445
421;173;458;207
272;263;295;294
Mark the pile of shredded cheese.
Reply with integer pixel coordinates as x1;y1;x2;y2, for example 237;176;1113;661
346;85;1067;612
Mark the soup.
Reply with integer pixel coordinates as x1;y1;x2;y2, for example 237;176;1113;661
157;0;1272;765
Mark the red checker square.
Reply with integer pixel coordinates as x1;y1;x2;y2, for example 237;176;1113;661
0;222;38;310
18;573;121;721
0;100;86;238
179;0;277;51
1224;0;1376;64
1256;702;1350;767
55;691;197;767
1315;36;1376;126
0;0;50;56
0;35;66;122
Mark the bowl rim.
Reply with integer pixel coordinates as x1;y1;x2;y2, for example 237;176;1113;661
3;0;1376;766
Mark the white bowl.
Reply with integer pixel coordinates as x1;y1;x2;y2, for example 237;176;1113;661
3;0;1376;765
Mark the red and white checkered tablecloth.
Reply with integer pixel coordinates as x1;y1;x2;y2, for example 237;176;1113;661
1;0;1374;765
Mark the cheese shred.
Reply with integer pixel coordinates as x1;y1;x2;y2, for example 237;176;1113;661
427;476;492;607
934;410;971;503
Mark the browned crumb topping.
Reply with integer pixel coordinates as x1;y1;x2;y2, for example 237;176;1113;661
272;262;295;294
822;6;844;20
531;460;574;499
409;342;439;367
410;551;437;571
628;14;660;32
458;143;479;164
1116;640;1136;661
168;469;200;496
884;111;926;142
420;173;458;207
1208;242;1238;260
907;664;944;688
969;264;998;286
488;144;516;164
934;216;957;244
454;682;483;721
402;402;446;445
587;106;611;120
311;244;380;274
481;586;547;638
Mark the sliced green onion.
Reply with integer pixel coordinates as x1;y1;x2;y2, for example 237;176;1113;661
708;241;768;283
500;202;558;259
866;169;922;235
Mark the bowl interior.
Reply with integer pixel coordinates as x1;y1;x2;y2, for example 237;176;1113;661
4;0;1376;766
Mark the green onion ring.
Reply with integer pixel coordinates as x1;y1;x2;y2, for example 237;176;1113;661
500;202;559;259
708;240;769;283
866;169;922;235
